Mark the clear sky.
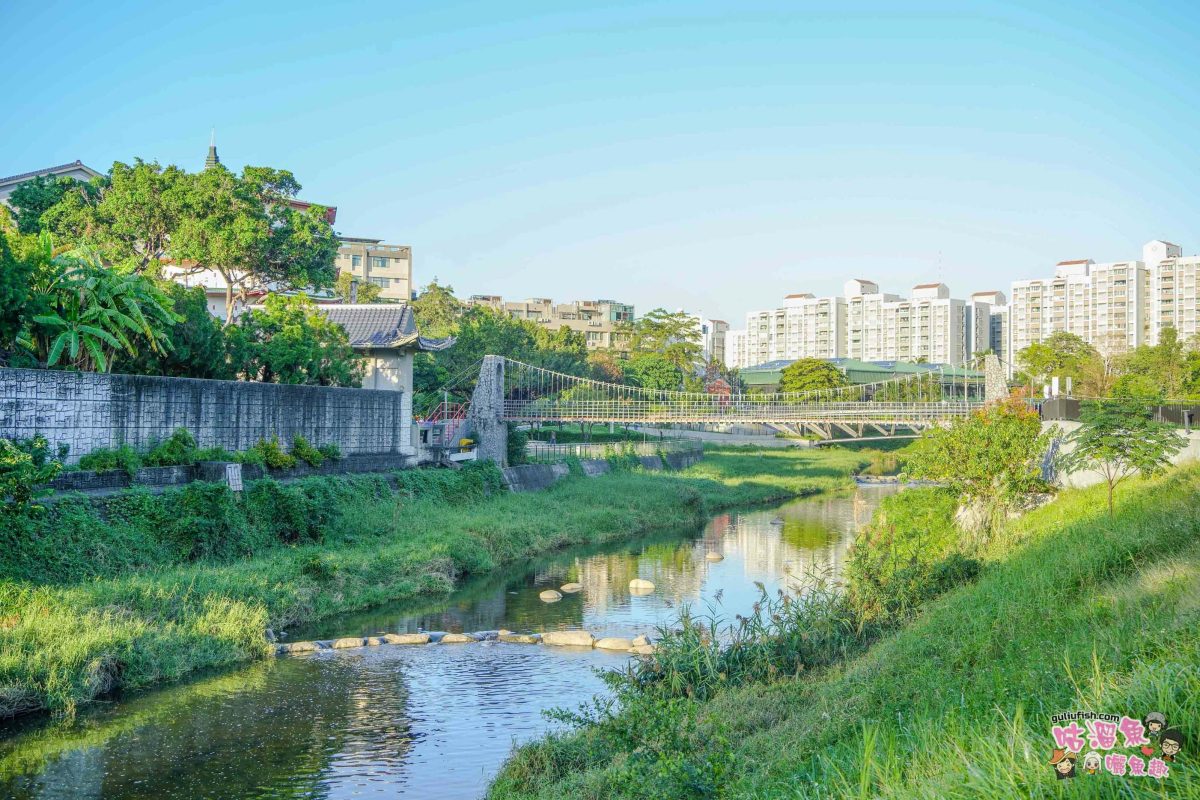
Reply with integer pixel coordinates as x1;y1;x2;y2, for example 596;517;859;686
3;0;1199;325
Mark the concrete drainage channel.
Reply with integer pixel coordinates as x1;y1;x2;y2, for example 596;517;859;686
276;630;656;656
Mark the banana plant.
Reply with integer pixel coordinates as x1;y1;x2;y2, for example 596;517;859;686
24;239;179;372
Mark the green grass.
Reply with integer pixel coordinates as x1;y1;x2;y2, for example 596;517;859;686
0;447;867;720
488;465;1200;799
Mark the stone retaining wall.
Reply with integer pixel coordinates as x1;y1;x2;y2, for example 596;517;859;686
0;367;414;465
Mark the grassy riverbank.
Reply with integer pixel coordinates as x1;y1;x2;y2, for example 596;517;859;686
0;447;868;721
489;465;1200;799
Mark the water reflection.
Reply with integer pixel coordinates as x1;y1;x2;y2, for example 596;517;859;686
0;487;894;800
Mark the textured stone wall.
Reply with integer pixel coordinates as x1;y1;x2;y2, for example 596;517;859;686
466;355;508;466
0;368;413;464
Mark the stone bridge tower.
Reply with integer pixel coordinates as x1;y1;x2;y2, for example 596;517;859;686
983;354;1007;404
466;355;508;466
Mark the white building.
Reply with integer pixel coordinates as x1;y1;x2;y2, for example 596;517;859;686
1143;240;1200;345
724;329;748;369
970;290;1009;364
687;314;730;365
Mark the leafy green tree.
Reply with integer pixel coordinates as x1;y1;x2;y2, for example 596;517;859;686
1059;401;1187;516
24;244;178;372
619;308;702;371
227;293;364;386
0;218;42;349
0;436;62;515
114;283;233;379
1114;326;1186;399
778;359;849;393
333;271;382;303
1017;331;1096;393
906;398;1054;533
410;280;463;338
170;165;337;321
8;175;88;235
624;352;682;391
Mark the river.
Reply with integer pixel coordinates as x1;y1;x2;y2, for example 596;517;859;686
0;485;895;800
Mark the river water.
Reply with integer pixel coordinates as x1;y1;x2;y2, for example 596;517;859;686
0;486;894;800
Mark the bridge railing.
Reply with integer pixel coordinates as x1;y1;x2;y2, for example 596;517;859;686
503;399;982;423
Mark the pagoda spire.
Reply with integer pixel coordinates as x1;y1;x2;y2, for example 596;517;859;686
205;128;221;169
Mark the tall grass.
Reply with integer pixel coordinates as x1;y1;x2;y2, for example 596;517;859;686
488;465;1200;800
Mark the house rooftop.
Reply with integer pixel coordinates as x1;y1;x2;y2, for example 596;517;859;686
1056;259;1091;266
314;304;454;352
0;160;102;186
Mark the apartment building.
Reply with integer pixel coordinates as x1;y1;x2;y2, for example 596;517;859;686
727;279;979;370
1144;240;1200;344
336;237;413;302
467;295;634;349
970;291;1009;363
688;315;730;365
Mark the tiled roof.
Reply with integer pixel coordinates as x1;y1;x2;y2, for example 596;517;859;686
0;160;100;186
315;304;454;351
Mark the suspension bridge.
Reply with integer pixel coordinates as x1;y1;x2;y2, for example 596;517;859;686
459;354;1010;462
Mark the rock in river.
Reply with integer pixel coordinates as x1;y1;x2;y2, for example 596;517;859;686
277;641;320;655
594;637;633;652
331;637;366;649
499;633;541;644
631;644;657;656
559;582;583;594
539;589;563;602
631;634;651;647
628;578;655;594
541;630;595;647
382;633;431;645
705;552;724;562
441;633;477;644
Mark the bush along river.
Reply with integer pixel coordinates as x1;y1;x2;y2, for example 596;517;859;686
0;485;897;800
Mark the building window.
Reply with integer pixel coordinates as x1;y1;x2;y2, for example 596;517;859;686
371;256;389;269
369;277;391;288
351;255;362;267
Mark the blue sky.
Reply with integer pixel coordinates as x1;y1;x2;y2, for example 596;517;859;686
3;0;1199;324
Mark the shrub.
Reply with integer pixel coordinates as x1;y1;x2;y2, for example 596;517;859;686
143;428;198;467
316;442;342;461
78;444;142;476
1;437;62;513
289;435;324;468
506;423;528;465
193;446;239;463
243;436;296;470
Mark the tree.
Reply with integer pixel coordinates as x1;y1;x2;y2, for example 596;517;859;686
411;280;463;338
334;271;382;303
170;165;337;321
1113;326;1186;400
1017;332;1096;393
624;352;682;391
778;359;849;394
1059;402;1186;517
227;293;364;386
8;175;87;235
114;283;233;379
906;398;1054;532
0;216;41;349
619;308;702;372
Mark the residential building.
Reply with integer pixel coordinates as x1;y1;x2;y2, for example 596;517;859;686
466;296;634;349
0;160;102;206
1143;240;1200;345
336;237;414;302
846;281;972;365
970;291;1009;364
724;329;748;369
741;292;847;367
688;314;729;365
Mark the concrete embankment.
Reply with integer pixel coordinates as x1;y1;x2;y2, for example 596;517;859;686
500;448;704;492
